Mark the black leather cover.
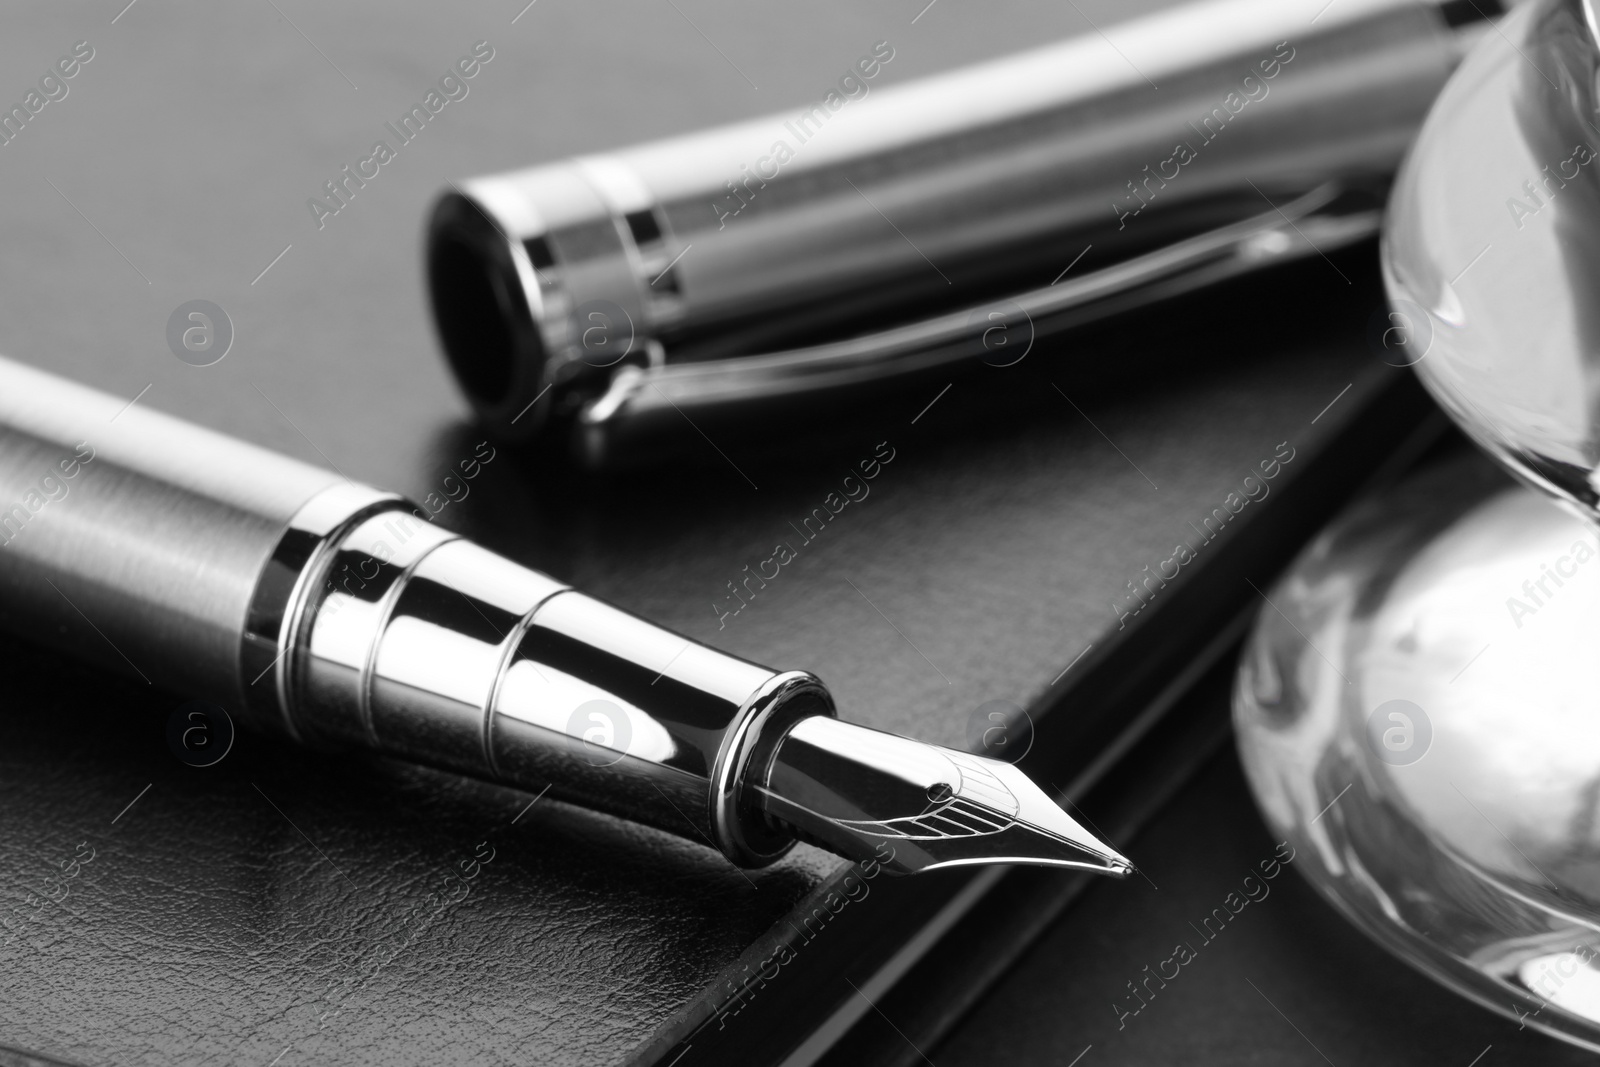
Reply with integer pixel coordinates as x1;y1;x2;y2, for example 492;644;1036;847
0;2;1432;1064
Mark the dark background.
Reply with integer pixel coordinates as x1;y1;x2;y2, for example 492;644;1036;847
1;1;1588;1066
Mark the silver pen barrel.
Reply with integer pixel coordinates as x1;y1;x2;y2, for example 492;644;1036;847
0;357;349;707
428;0;1489;454
0;356;828;866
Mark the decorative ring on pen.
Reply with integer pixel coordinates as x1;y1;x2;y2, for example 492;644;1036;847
241;482;402;745
709;670;836;867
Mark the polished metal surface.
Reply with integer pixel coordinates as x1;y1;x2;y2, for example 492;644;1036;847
0;353;1124;875
763;715;1132;876
483;589;825;863
289;508;461;748
243;483;406;743
278;488;836;864
1235;460;1600;1051
569;185;1381;467
1385;0;1600;515
430;0;1478;459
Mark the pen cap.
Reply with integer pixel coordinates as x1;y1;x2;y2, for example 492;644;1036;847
275;493;836;866
427;0;1474;457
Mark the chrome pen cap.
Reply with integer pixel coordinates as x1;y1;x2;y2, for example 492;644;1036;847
426;0;1491;466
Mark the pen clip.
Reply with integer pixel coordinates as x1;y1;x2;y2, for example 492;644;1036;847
570;182;1379;467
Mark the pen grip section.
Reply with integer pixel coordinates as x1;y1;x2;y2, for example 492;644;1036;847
288;502;833;865
488;596;832;865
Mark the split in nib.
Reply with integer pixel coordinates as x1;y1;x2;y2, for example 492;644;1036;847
755;715;1134;877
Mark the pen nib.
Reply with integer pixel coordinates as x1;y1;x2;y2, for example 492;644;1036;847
756;716;1133;877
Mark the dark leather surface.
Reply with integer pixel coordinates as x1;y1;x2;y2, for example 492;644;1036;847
0;655;834;1065
0;2;1446;1065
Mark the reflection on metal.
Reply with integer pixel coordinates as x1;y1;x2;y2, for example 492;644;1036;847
761;715;1132;876
565;187;1380;468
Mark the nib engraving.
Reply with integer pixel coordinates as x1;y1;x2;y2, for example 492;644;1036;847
756;716;1132;877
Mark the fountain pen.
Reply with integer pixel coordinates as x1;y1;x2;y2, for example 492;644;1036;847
0;355;1130;878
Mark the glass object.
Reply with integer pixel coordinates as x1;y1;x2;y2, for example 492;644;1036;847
1237;0;1600;1051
